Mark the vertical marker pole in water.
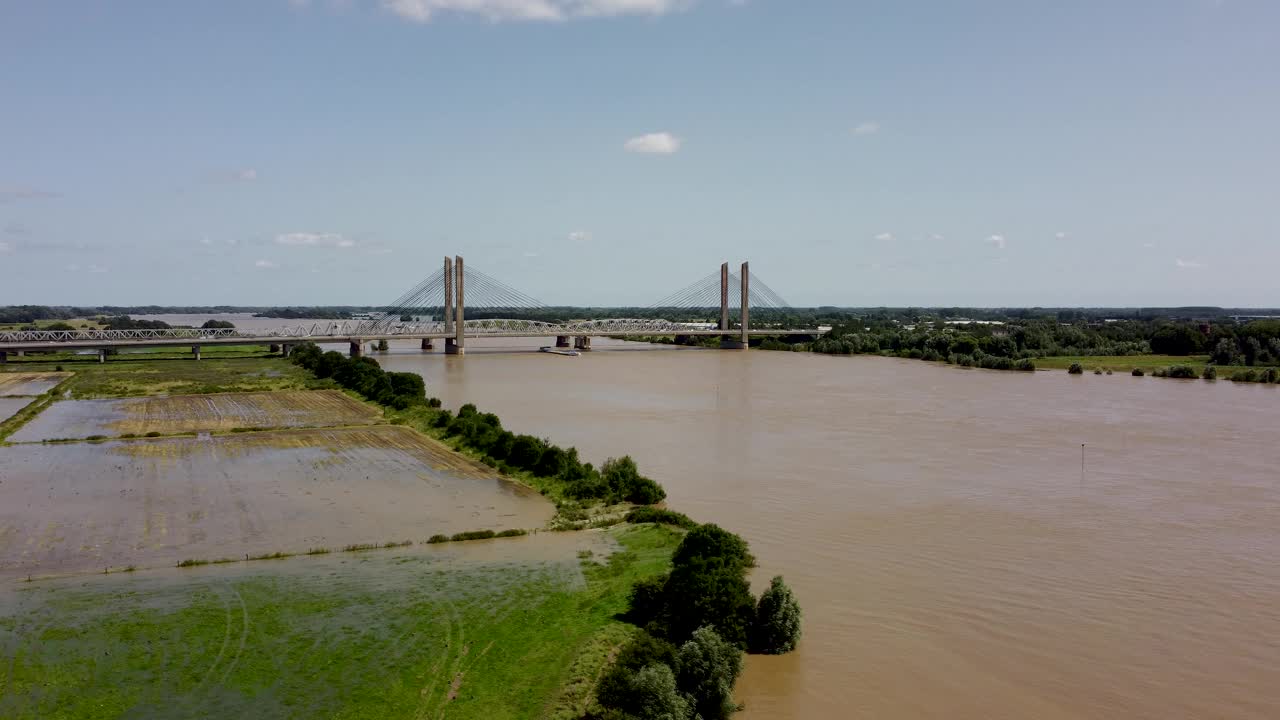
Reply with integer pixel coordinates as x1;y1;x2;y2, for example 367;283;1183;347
1081;443;1086;484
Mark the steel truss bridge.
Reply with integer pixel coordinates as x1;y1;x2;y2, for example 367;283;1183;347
0;259;821;360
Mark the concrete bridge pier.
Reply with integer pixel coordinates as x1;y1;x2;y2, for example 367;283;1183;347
349;341;363;358
192;346;201;361
98;349;107;363
270;344;280;354
555;335;570;348
573;336;592;351
0;351;6;363
281;344;292;358
421;338;434;351
445;338;460;355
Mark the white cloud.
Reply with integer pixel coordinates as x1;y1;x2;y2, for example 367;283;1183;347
237;168;258;182
65;263;79;272
1055;231;1069;239
0;240;11;253
255;259;279;269
199;236;213;246
523;251;540;257
624;132;681;155
1175;258;1204;269
929;233;945;241
568;230;592;242
1143;241;1157;248
985;234;1006;249
87;264;108;273
874;232;895;242
380;0;687;23
851;122;880;136
275;232;355;248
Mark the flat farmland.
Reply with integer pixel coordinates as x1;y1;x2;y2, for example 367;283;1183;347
0;425;553;577
8;389;382;441
0;372;71;396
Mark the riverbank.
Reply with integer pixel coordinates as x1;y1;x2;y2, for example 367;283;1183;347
0;357;685;717
1;352;796;718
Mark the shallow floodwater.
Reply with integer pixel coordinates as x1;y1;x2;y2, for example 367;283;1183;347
0;425;552;577
9;390;381;442
0;397;33;423
379;338;1280;720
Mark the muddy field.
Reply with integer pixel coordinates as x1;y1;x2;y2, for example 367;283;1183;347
0;372;70;396
0;398;33;424
0;425;553;577
7;389;382;442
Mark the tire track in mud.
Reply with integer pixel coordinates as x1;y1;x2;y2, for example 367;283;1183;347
190;583;234;695
414;595;460;720
218;583;251;684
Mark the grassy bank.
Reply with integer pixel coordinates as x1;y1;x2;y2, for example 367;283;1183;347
0;524;681;720
1;356;330;399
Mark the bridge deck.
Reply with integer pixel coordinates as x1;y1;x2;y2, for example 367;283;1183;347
0;328;822;353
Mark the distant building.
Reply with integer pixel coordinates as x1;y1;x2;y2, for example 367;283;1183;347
351;311;387;321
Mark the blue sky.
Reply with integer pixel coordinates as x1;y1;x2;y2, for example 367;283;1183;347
1;0;1276;307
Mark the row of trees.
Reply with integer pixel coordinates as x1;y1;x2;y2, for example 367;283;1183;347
289;343;427;409
596;524;801;719
436;404;666;505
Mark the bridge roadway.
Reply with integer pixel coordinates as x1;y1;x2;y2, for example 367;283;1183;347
0;320;821;360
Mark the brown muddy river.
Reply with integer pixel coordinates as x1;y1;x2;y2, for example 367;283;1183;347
380;338;1280;720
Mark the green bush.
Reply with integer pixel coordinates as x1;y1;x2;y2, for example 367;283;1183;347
1166;365;1197;379
494;528;527;538
1202;365;1217;380
449;529;497;542
1067;363;1084;374
1132;368;1145;376
675;626;744;720
625;507;697;529
426;534;449;544
1014;358;1036;371
749;577;802;654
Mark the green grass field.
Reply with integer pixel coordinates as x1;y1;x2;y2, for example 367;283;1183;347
0;524;679;720
1030;354;1258;375
1;356;330;399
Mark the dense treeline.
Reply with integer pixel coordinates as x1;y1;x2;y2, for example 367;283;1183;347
288;343;427;409
593;524;802;719
434;403;666;505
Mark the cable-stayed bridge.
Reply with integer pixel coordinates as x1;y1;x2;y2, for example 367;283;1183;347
0;258;821;361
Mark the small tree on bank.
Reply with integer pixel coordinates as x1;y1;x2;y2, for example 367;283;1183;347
749;576;802;654
676;626;743;720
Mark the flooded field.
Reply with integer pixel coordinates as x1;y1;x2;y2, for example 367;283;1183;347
0;371;70;396
0;529;634;720
0;398;33;423
8;390;382;442
0;425;552;577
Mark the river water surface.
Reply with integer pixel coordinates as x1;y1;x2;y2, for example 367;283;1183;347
378;338;1280;720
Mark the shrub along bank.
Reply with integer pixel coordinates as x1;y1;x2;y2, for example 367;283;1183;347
286;343;802;718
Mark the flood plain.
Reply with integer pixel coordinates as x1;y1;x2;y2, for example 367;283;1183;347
7;389;382;441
